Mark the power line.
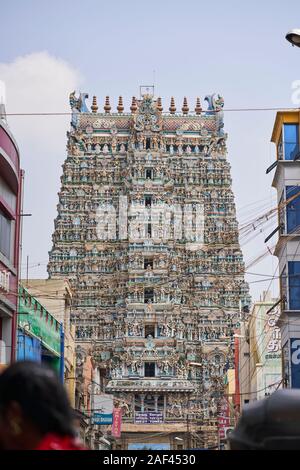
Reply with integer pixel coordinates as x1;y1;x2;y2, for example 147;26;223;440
4;106;300;117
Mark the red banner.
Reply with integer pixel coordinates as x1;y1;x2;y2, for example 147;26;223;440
218;399;230;440
112;408;122;438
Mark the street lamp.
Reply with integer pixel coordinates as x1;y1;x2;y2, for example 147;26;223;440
286;29;300;47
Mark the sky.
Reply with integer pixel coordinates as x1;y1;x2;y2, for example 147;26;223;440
1;0;300;302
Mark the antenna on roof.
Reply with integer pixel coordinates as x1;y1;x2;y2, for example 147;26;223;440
0;80;7;123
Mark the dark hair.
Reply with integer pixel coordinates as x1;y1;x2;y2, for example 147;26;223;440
0;361;75;437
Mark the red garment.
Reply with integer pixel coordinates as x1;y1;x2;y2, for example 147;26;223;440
35;433;87;450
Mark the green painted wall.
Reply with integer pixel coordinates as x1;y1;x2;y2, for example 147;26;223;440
18;286;61;357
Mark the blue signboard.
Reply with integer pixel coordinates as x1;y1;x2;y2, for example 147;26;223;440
92;412;113;425
128;443;170;450
92;394;113;425
135;412;163;424
290;338;300;388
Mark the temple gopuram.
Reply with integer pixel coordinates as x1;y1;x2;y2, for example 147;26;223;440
48;89;250;449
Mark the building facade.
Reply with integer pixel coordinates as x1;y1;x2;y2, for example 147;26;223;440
18;285;63;375
48;91;250;449
239;291;282;405
0;102;23;368
24;279;76;407
271;111;300;388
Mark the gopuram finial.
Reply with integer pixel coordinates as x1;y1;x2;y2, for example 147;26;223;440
156;97;163;112
91;96;98;113
104;96;111;114
117;96;124;114
169;97;176;114
195;97;202;115
130;96;138;113
182;97;189;115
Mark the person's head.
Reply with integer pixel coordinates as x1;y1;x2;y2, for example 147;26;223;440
228;389;300;450
0;361;75;450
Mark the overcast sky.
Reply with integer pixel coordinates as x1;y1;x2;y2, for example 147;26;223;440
1;0;300;302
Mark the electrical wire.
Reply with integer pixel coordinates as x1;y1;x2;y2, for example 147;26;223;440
4;106;300;117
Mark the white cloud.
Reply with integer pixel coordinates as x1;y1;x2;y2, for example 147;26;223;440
0;52;82;277
0;51;82;153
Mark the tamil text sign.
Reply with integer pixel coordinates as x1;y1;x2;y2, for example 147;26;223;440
135;412;163;424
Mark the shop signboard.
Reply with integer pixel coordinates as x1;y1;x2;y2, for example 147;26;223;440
112;407;122;437
135;412;163;424
92;394;113;425
291;338;300;388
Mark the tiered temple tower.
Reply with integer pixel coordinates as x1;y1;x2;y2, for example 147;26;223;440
48;91;250;449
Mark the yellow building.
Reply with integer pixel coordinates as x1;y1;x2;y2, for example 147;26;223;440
24;279;76;406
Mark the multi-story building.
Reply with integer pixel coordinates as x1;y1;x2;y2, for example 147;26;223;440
0;87;23;368
271;112;300;388
48;91;250;449
24;279;76;406
238;291;282;406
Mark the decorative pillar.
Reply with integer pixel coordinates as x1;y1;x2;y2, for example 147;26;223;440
141;394;145;412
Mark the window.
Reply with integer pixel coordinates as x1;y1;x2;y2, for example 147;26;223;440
145;324;155;338
144;394;155;411
145;168;153;179
147;223;152;237
146;138;151;150
157;395;164;411
135;394;142;412
144;288;154;303
284;123;299;160
278;132;283;160
144;258;153;269
286;186;300;233
0;209;12;260
0;175;16;211
144;362;155;377
288;261;300;310
145;196;152;207
280;266;287;310
279;191;285;234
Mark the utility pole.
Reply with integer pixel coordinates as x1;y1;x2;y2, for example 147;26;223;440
187;394;191;449
26;255;29;287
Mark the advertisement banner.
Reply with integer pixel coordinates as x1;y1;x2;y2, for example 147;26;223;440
92;394;113;425
290;338;300;388
112;407;122;438
218;399;230;440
